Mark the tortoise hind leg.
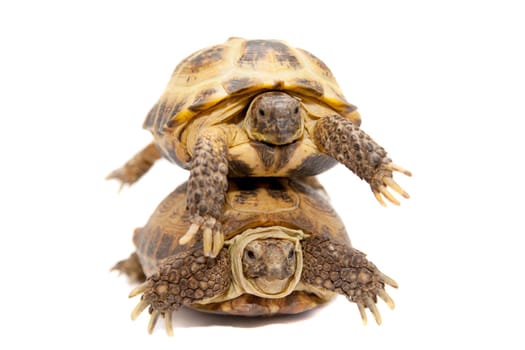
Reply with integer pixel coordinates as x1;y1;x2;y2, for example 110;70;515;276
112;252;146;283
301;235;397;325
107;142;161;188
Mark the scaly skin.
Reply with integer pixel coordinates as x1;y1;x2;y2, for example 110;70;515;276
129;247;231;335
301;235;397;325
179;127;229;258
313;114;411;206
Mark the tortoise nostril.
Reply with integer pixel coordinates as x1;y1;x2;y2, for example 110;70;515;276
277;119;288;129
267;263;291;280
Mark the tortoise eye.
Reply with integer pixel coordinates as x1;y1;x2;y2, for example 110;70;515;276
246;250;256;260
258;109;265;116
288;249;295;259
293;107;299;114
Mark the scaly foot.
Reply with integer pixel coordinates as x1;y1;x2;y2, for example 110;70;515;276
313;114;411;206
128;248;231;335
302;235;398;325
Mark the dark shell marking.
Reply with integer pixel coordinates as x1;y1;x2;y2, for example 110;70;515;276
188;88;218;111
276;142;301;170
142;105;157;130
294;79;324;96
223;77;258;95
228;159;254;177
250;141;302;172
287;154;338;177
297;48;334;80
250;142;276;169
238;40;302;69
143;100;186;133
178;45;225;74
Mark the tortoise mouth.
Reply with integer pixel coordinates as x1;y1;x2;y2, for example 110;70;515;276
252;277;292;295
247;129;303;146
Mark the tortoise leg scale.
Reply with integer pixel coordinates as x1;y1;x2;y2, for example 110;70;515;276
179;128;229;258
313;114;411;206
129;247;231;335
106;142;161;189
301;235;397;325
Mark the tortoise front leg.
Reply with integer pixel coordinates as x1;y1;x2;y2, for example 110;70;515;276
129;247;231;335
178;127;230;258
301;235;397;325
106;142;161;189
313;114;411;206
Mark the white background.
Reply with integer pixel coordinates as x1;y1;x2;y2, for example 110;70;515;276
1;0;524;348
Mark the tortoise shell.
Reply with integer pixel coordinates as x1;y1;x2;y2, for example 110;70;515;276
133;177;349;315
142;37;360;167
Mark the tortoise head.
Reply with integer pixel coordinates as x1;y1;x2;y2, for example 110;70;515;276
242;238;297;295
245;92;305;145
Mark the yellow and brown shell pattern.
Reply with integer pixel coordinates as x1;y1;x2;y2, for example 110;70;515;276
142;37;359;140
132;177;349;315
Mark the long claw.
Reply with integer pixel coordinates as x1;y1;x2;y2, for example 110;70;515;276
357;303;367;325
379;272;398;288
383;177;409;199
365;297;382;325
131;299;149;320
179;224;199;245
386;163;412;177
148;311;160;334
374;191;387;207
211;231;224;258
129;282;149;298
378;289;395;310
203;227;212;257
165;312;174;336
379;185;400;206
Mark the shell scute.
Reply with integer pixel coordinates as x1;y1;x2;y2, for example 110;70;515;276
293;78;324;96
238;39;302;69
222;77;260;95
188;88;219;111
296;48;335;81
177;45;226;75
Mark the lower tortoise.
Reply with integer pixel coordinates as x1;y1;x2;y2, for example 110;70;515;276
108;38;411;258
114;177;397;335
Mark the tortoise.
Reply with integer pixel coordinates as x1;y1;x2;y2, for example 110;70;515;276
113;176;398;335
108;37;411;257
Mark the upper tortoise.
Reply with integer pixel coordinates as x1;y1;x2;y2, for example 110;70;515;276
108;37;411;257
